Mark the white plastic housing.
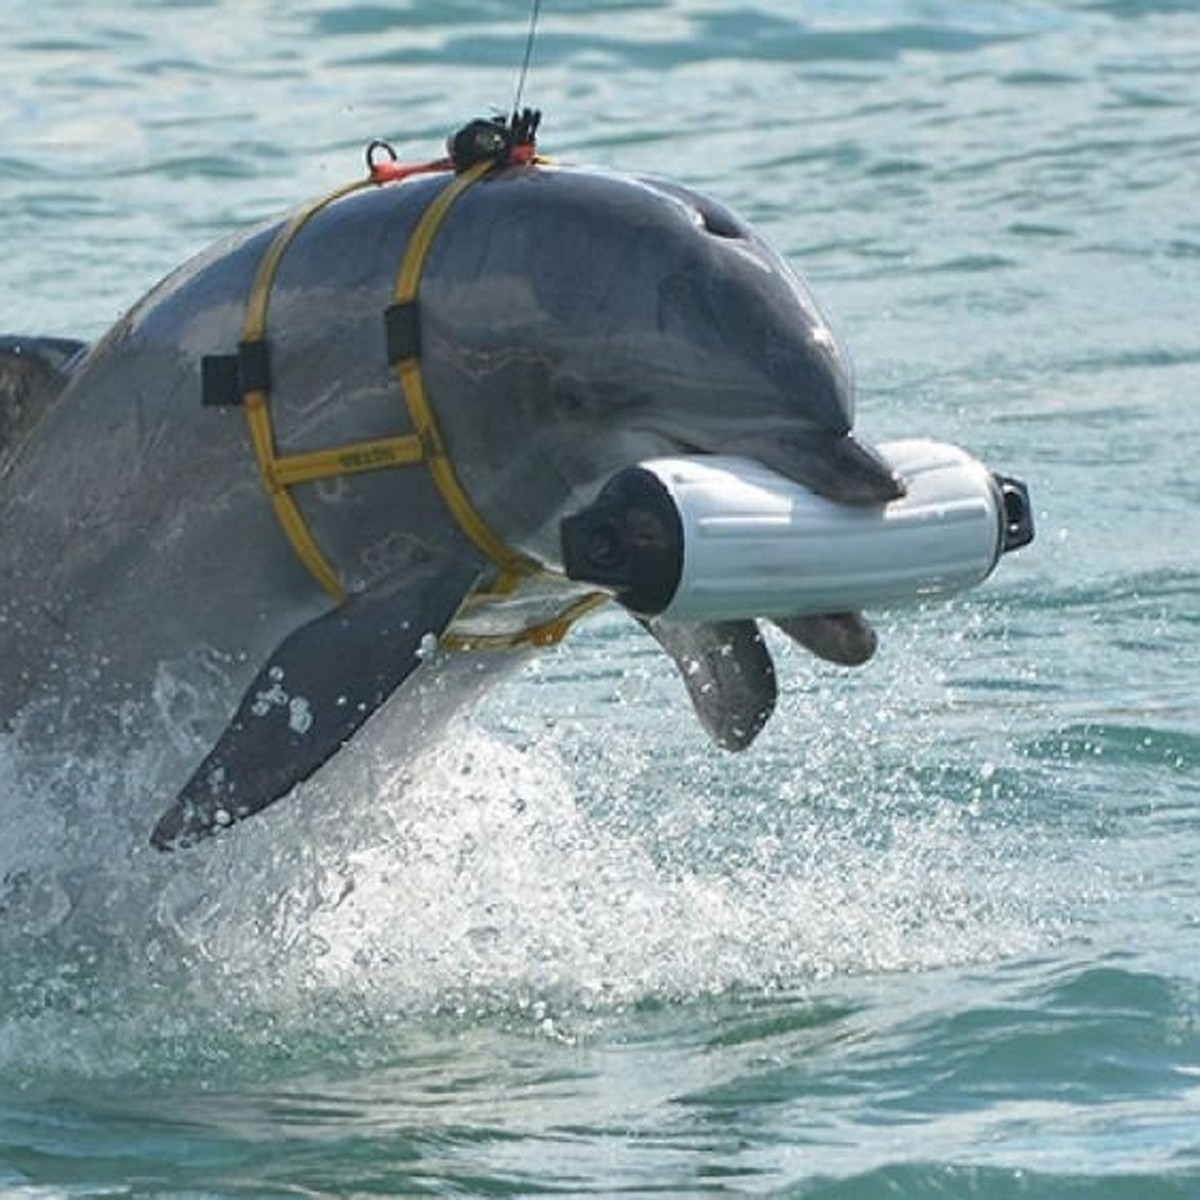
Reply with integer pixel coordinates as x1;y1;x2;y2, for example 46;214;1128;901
649;440;1007;621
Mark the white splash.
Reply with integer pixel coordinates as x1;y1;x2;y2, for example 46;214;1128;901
288;696;313;735
0;634;1082;1075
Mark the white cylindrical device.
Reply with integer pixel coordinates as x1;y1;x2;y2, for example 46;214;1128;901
559;440;1032;621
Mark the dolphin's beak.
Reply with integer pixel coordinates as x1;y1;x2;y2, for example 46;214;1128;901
723;429;905;505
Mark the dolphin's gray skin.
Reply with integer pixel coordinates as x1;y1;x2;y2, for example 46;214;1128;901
0;337;87;474
0;164;897;849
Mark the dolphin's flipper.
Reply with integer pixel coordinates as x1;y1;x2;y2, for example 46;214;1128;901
0;336;87;466
773;611;877;666
641;618;777;751
150;554;481;850
726;430;904;505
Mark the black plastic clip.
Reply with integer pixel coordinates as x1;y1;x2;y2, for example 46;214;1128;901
201;354;241;407
200;339;271;406
384;302;420;364
237;339;271;393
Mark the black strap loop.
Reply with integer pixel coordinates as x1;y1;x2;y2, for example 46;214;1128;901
201;354;242;407
238;339;271;393
384;302;420;364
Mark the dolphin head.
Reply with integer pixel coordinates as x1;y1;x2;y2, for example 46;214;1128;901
422;166;901;559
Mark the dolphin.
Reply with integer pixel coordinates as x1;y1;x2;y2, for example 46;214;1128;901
0;162;901;850
0;336;87;474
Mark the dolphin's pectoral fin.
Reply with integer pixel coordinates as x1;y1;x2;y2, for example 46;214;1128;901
773;611;877;667
726;430;905;505
641;617;777;751
150;554;481;851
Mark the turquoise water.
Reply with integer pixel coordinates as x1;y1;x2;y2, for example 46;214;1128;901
2;1;1199;1195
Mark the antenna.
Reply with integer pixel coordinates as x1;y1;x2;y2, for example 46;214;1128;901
511;0;543;120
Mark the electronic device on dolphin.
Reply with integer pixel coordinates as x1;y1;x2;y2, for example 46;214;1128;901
0;112;1032;851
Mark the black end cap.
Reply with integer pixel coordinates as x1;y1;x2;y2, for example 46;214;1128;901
560;467;684;617
995;474;1035;553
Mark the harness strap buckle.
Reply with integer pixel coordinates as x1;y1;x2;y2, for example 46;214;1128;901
237;339;271;393
384;301;420;365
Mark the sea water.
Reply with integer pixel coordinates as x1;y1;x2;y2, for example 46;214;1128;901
1;1;1199;1195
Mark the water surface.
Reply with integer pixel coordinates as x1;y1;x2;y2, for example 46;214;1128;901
2;1;1199;1195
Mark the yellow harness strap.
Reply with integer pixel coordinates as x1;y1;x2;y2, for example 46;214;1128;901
386;160;542;595
236;158;607;649
444;591;610;651
240;176;418;603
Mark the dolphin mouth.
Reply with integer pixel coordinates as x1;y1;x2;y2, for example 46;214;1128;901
762;431;906;505
668;425;905;507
